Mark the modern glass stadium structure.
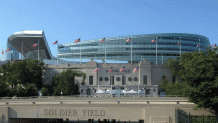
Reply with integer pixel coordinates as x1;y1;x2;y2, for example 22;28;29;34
58;33;210;64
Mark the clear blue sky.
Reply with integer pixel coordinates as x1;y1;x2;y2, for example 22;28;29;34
0;0;218;61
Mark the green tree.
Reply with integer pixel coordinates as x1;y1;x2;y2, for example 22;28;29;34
166;46;218;114
0;80;9;97
16;86;27;97
25;83;38;96
52;70;85;96
40;87;49;96
159;79;186;96
0;59;44;97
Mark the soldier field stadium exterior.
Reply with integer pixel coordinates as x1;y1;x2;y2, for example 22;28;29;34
5;31;211;97
0;30;215;123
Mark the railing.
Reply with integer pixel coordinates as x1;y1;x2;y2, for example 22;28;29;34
177;108;218;123
0;100;192;106
0;95;185;99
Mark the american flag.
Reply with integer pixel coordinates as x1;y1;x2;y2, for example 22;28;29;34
1;50;4;54
133;66;139;73
33;43;39;47
74;38;80;43
126;37;131;42
213;44;217;48
119;66;125;72
93;67;100;73
6;48;10;51
100;38;105;43
108;66;113;74
151;39;156;43
196;43;200;47
177;41;180;46
53;40;58;45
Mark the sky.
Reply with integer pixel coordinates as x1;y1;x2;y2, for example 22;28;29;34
0;0;218;61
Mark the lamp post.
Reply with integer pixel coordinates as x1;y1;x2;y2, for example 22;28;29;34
60;92;63;97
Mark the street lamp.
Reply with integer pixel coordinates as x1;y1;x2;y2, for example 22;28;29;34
60;92;63;97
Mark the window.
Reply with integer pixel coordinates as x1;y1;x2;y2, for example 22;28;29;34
143;75;147;85
134;77;138;81
105;77;109;81
89;76;93;85
122;76;126;85
110;76;114;85
116;77;120;81
99;77;103;81
172;76;176;84
128;77;132;81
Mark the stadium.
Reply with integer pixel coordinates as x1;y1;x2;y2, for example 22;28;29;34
4;31;211;97
0;31;215;123
58;33;210;64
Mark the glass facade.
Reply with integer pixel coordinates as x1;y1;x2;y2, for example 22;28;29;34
6;43;19;61
58;33;210;64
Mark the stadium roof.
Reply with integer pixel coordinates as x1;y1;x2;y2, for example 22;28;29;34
7;30;54;60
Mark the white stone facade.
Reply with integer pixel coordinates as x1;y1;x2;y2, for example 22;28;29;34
42;59;177;97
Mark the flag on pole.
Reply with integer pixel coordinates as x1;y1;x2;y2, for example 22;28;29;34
6;48;10;51
1;50;4;54
93;67;100;73
196;43;200;47
100;38;105;43
53;40;58;45
177;41;180;46
74;38;80;43
108;66;113;74
133;66;139;73
33;43;39;47
213;44;217;48
126;37;131;42
119;66;125;72
151;39;156;43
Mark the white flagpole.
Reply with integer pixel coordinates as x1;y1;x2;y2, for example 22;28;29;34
105;35;106;63
162;56;163;64
131;39;132;64
97;70;99;97
80;36;81;64
156;35;157;64
22;41;23;60
57;38;58;65
110;74;112;96
180;37;181;57
138;78;139;96
138;66;140;96
199;38;200;53
105;45;106;63
38;39;39;61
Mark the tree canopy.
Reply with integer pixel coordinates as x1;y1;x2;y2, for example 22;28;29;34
166;46;218;114
47;69;86;96
0;59;44;97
